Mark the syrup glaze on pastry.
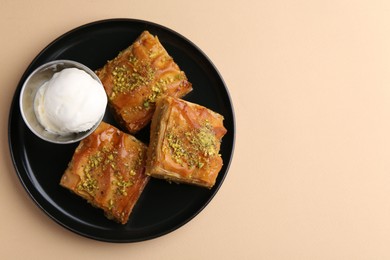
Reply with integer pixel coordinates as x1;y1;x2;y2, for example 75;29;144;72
60;122;149;224
96;31;192;134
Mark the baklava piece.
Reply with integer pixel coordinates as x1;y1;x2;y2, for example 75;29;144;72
60;122;149;224
146;96;227;189
96;30;192;134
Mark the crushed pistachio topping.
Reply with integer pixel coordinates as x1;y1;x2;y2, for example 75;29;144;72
111;58;155;99
78;152;104;194
113;174;133;196
128;54;138;64
165;121;218;168
111;50;185;112
143;84;161;108
192;121;217;156
78;172;98;195
166;132;187;166
78;140;141;198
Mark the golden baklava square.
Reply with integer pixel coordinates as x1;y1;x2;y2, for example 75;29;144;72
60;122;149;224
146;96;227;188
96;30;192;134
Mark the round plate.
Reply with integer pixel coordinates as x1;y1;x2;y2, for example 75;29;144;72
8;18;235;242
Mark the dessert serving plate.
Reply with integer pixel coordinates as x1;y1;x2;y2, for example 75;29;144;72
8;18;235;242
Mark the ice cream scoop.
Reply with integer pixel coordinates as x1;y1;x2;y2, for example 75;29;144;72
34;67;107;135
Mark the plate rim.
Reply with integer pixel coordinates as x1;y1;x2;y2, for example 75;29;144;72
8;18;236;243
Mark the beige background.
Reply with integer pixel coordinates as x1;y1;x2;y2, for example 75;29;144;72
2;0;390;259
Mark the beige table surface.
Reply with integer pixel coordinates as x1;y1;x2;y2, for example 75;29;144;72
2;0;390;259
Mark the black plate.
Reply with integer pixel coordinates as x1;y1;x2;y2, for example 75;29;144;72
8;19;235;242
